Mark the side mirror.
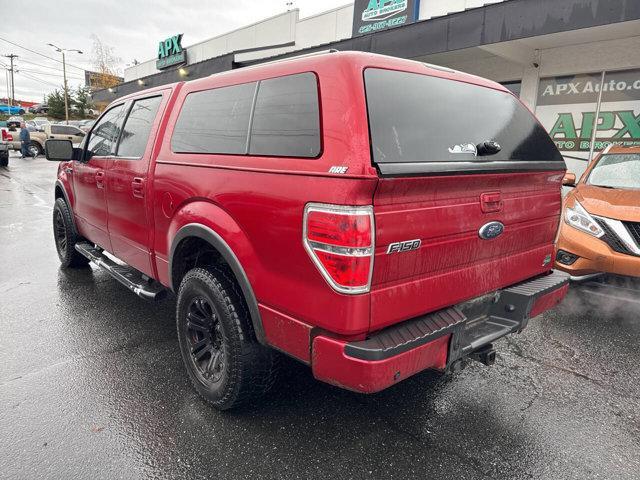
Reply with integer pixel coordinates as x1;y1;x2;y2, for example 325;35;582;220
562;172;577;187
45;139;73;161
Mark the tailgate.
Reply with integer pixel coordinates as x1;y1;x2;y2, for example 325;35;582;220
371;171;562;330
364;67;565;331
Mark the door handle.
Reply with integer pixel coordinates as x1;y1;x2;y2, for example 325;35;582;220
480;192;503;213
95;170;105;189
132;177;145;198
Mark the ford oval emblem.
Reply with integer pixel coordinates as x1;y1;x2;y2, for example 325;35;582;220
478;221;504;240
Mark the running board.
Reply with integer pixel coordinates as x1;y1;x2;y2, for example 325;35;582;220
75;242;167;301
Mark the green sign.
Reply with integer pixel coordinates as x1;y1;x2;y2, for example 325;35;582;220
156;34;186;70
536;69;640;153
548;111;640;151
352;0;420;37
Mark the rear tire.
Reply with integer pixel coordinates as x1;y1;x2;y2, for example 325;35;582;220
53;198;89;268
0;153;7;167
29;142;42;157
176;267;278;410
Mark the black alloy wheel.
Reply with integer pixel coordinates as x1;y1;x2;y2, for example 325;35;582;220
185;297;226;384
176;267;279;410
52;197;89;268
54;209;68;254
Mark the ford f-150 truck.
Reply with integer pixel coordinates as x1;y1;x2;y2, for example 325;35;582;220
45;51;569;410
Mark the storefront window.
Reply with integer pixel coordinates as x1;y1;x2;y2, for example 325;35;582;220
535;72;601;176
501;81;521;98
597;70;640;150
536;69;640;178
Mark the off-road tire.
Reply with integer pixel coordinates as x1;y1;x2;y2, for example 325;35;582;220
0;153;7;167
53;198;89;268
176;267;278;410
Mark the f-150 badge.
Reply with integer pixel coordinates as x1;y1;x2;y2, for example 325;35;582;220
387;239;421;254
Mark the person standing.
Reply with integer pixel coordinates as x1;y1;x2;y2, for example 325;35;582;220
19;123;32;158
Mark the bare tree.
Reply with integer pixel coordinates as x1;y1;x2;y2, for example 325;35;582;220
89;35;122;91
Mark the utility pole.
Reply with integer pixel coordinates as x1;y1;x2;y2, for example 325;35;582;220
47;44;82;124
4;69;9;106
3;54;17;106
62;50;68;122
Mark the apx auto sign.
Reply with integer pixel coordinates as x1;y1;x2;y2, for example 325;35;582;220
352;0;420;37
157;34;187;70
536;69;640;153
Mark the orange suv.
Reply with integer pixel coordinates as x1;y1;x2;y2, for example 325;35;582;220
556;146;640;280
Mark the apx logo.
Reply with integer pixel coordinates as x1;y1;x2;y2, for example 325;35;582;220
158;34;183;59
362;0;407;21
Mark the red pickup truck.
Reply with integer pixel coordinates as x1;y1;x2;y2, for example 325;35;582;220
46;51;569;410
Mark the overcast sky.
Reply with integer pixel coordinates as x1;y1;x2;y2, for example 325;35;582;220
0;0;349;103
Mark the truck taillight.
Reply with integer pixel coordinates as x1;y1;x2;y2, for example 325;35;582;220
1;129;10;141
303;203;374;294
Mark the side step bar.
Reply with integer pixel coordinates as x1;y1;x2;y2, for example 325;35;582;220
75;242;167;301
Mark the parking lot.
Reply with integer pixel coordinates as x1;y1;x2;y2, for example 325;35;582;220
1;153;639;479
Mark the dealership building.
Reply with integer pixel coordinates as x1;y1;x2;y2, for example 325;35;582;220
93;0;640;176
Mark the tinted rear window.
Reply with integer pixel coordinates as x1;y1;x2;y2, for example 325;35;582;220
364;68;563;165
249;72;320;158
171;82;256;154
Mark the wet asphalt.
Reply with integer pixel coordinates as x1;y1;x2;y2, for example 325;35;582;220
1;153;639;480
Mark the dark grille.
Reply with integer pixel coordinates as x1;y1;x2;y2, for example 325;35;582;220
595;219;634;256
624;221;640;246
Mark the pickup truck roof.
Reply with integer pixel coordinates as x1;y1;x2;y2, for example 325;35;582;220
114;51;511;105
221;51;508;93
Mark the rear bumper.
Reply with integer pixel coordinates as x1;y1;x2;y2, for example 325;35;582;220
312;270;569;393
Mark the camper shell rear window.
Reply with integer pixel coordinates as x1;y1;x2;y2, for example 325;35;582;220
364;68;565;174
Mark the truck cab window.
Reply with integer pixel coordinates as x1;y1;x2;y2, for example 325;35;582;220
86;105;125;159
116;96;163;158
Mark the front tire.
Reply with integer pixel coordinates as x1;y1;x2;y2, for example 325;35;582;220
53;198;89;268
176;267;278;410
